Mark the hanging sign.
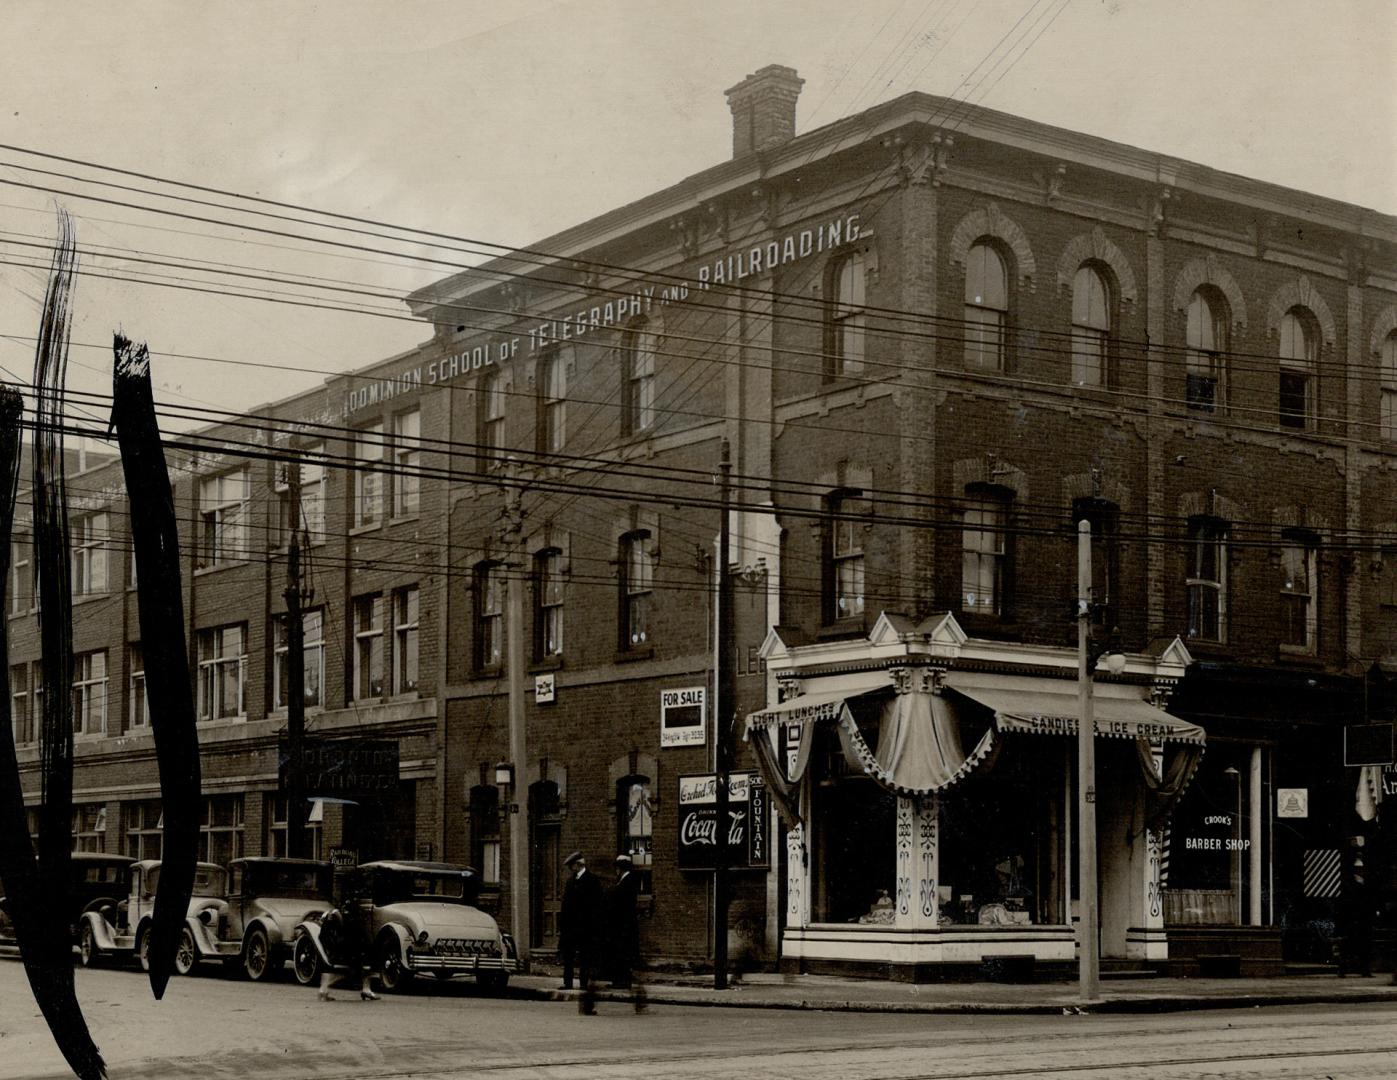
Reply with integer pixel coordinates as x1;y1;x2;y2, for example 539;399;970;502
676;772;768;871
1277;788;1309;818
660;687;706;748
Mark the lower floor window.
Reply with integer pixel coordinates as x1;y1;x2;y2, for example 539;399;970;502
72;804;106;853
266;793;323;859
123;799;163;861
199;794;245;865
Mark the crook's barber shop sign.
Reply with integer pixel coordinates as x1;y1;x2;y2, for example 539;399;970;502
676;772;769;871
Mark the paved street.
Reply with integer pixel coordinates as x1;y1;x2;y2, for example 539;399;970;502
1;960;1395;1079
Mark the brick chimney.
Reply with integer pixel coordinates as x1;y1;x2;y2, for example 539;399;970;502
725;65;804;158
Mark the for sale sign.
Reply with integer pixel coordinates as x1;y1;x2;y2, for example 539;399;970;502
676;772;769;871
661;686;707;747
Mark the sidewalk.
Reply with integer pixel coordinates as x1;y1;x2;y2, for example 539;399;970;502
506;969;1397;1015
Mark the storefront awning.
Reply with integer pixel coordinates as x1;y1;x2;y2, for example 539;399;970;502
945;676;1206;746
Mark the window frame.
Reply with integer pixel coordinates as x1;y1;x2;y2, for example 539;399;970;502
354;422;385;528
72;511;109;598
1278;532;1319;654
828;252;866;377
474;563;505;671
1278;308;1318;431
1072;497;1120;624
824;490;868;624
533;548;564;661
1382;333;1397;442
618;531;655;652
196;624;247;721
1185;288;1228;413
537;349;566;455
961;491;1010;618
72;649;108;737
480;371;506;469
616;775;655;892
123;799;163;861
964;241;1009;371
393;585;420;695
273;607;325;711
352;593;385;700
391;409;421;518
199;794;245;866
198;468;250;569
10;532;33;614
1070;263;1112;388
276;445;326;546
1186;517;1229;643
623;321;657;436
10;662;29;745
128;643;149;729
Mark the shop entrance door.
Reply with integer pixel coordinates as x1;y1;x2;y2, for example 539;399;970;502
529;781;562;952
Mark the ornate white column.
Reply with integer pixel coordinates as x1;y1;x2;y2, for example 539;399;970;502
896;794;938;929
786;821;810;928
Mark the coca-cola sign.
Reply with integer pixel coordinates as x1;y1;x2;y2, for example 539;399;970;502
676;772;769;871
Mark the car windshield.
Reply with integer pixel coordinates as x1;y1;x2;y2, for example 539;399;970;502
248;865;330;899
147;865;226;899
78;864;127;885
379;872;467;904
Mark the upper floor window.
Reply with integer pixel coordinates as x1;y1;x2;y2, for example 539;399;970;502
1186;288;1227;413
1278;308;1317;430
475;563;505;670
962;492;1009;616
129;643;149;729
354;423;384;528
10;533;33;614
10;663;29;745
964;242;1008;371
72;512;109;597
277;447;326;545
353;593;385;699
620;532;654;650
826;491;867;623
72;649;108;736
196;624;246;721
1071;265;1111;387
534;549;564;660
1279;533;1318;653
480;372;506;468
392;409;421;517
198;468;248;568
623;322;657;436
1186;518;1228;642
538;351;566;455
393;586;419;694
273;608;324;710
1382;333;1397;441
829;253;866;377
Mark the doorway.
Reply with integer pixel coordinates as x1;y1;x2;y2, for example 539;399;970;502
529;780;562;951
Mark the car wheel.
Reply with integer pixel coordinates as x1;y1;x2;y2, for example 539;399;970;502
243;928;273;981
79;923;99;968
137;929;150;972
173;927;198;976
476;971;508;994
378;937;411;993
292;936;321;987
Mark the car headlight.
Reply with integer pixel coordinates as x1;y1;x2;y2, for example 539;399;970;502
416;930;429;947
198;909;214;925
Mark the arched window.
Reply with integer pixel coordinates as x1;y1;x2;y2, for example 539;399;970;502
1071;265;1111;387
1186;517;1228;642
829;253;866;376
1383;332;1397;441
1278;308;1317;430
1186;289;1227;412
616;775;654;891
964;242;1008;370
623;321;657;436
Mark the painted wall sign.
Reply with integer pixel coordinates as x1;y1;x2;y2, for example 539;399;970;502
344;212;861;415
660;686;706;748
1277;788;1309;818
676;771;768;871
278;737;400;797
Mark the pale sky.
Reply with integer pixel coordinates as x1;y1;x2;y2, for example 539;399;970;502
1;0;1393;429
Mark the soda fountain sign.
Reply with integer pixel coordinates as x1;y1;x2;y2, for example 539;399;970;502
676;772;768;871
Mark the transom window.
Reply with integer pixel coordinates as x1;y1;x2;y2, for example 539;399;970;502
475;564;505;669
624;323;657;435
354;423;385;527
964;242;1008;371
830;253;866;376
1186;289;1227;413
1071;265;1110;387
538;351;566;454
196;624;246;721
353;594;385;699
1186;519;1228;642
72;512;109;597
198;468;249;568
828;492;867;622
72;650;108;736
1279;534;1318;652
273;608;325;710
620;532;654;650
535;549;564;659
961;494;1008;616
1278;308;1317;430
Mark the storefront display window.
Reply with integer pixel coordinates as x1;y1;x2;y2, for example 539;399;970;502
1165;743;1253;925
811;724;895;924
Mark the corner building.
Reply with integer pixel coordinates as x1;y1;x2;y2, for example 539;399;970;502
13;65;1397;979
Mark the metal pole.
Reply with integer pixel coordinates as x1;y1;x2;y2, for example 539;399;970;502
284;460;308;860
1076;519;1100;1002
504;461;530;968
714;439;734;990
1249;746;1262;926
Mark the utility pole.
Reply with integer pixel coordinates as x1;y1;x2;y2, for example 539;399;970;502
713;439;734;990
1076;519;1101;1002
284;459;312;860
504;459;530;968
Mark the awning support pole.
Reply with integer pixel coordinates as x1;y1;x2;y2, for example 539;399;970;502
1077;520;1101;1003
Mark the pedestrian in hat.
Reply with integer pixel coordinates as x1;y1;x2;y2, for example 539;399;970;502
607;854;647;1012
558;851;604;1012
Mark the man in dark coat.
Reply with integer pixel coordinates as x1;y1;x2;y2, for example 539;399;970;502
1339;837;1376;977
607;854;647;1012
558;851;604;1012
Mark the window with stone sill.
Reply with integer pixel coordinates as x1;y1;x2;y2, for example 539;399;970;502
354;423;385;528
1186;288;1228;414
353;593;385;698
474;563;505;670
1279;533;1318;653
622;322;657;436
1186;518;1228;643
198;468;249;568
828;252;866;377
962;492;1010;617
72;649;108;736
619;532;654;652
1278;308;1318;431
1070;264;1112;388
964;241;1008;371
824;491;868;624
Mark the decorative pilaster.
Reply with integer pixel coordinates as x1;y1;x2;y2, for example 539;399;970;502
786;821;810;927
895;794;938;929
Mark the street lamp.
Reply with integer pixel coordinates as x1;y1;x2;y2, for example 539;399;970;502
494;761;516;789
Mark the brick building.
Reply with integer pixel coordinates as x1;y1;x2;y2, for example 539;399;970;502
12;66;1397;978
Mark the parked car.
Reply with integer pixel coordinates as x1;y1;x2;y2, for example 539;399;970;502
0;852;135;954
77;859;227;971
181;857;334;980
292;860;517;992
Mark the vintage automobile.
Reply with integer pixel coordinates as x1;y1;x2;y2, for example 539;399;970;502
0;852;135;954
180;857;334;980
78;859;227;970
291;860;517;992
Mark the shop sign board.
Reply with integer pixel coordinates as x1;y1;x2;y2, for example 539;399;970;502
1277;788;1308;818
535;672;556;704
1344;723;1395;766
278;737;399;797
660;687;706;748
676;772;769;871
329;848;358;868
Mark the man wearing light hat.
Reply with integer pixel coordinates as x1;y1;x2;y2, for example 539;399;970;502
558;851;604;1010
607;854;646;1011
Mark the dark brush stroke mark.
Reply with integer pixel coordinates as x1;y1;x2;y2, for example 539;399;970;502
11;211;107;1080
110;335;200;1000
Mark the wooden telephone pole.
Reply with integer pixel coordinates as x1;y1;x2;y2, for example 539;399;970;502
713;439;734;990
284;460;312;860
